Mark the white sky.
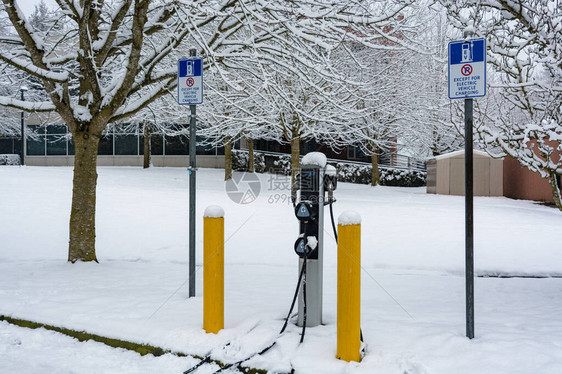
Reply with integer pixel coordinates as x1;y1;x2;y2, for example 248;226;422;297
17;0;58;16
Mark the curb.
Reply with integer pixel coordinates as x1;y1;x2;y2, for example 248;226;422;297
0;315;271;374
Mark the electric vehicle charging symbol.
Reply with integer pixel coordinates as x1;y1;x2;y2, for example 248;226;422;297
225;172;261;204
461;42;473;62
186;61;194;76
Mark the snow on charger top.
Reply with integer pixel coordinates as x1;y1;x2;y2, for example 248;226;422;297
204;205;224;218
301;152;327;167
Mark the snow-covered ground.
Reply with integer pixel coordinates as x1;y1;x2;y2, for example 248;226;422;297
0;321;198;374
1;166;561;374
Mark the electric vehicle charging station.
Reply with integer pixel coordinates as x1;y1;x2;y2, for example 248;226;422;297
293;152;337;327
183;153;351;374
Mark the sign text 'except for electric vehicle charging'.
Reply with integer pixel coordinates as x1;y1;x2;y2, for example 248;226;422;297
448;38;486;99
178;58;203;105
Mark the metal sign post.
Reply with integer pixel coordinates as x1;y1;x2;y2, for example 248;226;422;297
178;50;203;298
464;92;475;340
20;86;27;165
448;31;485;339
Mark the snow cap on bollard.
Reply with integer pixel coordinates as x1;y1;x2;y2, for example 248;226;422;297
338;211;361;226
204;205;225;218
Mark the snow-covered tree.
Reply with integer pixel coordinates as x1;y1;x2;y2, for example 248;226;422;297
0;1;51;138
440;0;562;209
409;6;464;158
28;0;63;32
0;0;427;262
197;66;277;179
330;3;459;185
334;42;414;186
260;57;366;197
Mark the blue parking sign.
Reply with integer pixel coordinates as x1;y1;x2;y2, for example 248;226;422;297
448;38;486;99
178;58;203;105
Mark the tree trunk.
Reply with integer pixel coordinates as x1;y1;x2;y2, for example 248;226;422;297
143;124;150;169
548;172;562;211
68;134;100;262
248;137;254;173
290;137;300;202
224;137;232;181
371;152;380;186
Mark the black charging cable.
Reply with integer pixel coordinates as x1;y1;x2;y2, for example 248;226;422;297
280;259;306;334
300;250;308;343
329;202;338;242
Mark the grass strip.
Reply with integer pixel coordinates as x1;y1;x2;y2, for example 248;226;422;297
0;314;271;373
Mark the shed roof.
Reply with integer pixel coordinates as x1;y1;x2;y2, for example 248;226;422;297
429;149;492;161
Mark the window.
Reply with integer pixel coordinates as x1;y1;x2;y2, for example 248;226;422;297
26;124;73;156
114;123;138;155
347;145;358;159
196;135;218;155
164;135;189;155
301;139;318;155
68;138;75;155
356;147;366;159
46;125;68;155
46;136;67;155
150;133;164;155
47;124;66;134
115;134;138;155
21;122;223;159
27;125;46;156
98;132;113;155
347;145;366;160
255;139;288;153
0;138;20;154
138;135;144;155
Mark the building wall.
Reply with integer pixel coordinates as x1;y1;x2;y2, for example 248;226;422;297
503;157;554;202
490;158;504;197
20;122;225;168
436;157;450;194
427;150;503;196
16;123;423;170
448;157;492;196
26;155;226;168
151;155;225;168
426;159;437;193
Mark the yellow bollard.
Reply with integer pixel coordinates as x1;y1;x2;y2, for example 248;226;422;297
337;211;361;362
203;206;224;334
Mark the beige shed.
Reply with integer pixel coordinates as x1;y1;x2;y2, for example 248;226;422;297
426;150;503;196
